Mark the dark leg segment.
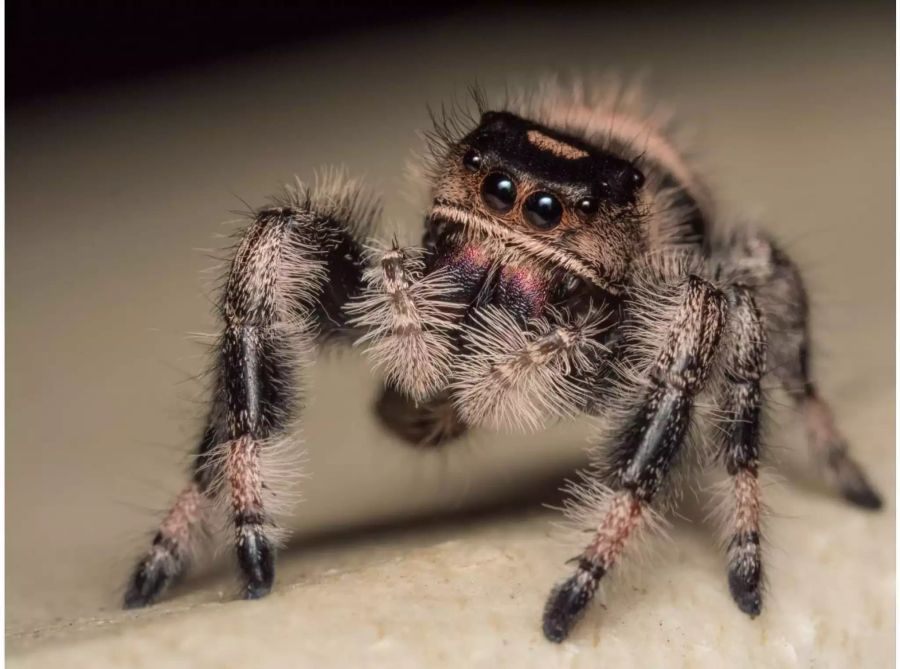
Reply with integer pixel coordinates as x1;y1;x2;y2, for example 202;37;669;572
717;285;766;616
375;387;468;447
124;481;209;608
741;235;881;509
801;394;881;509
124;182;374;607
543;276;727;642
544;490;643;642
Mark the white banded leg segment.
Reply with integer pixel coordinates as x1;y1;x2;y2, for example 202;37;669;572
543;491;644;642
125;177;377;609
726;469;762;614
225;435;275;599
124;483;211;608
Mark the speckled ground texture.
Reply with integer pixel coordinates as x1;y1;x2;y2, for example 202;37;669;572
6;4;894;668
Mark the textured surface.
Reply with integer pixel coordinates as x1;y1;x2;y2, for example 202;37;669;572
6;4;894;667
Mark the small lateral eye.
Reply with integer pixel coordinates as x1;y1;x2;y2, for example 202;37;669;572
523;191;563;230
463;149;483;172
576;197;598;215
630;168;645;189
481;172;517;212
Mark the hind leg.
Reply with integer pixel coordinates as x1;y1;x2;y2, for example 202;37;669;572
798;394;881;508
722;231;881;509
124;179;377;608
374;387;468;447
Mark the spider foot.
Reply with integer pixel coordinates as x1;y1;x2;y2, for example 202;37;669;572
727;531;762;617
123;541;181;609
542;560;604;643
832;450;883;510
728;569;762;617
237;524;275;600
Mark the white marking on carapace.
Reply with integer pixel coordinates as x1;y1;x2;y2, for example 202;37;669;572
526;129;589;160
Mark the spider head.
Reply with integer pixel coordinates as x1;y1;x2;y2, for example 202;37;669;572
426;110;646;304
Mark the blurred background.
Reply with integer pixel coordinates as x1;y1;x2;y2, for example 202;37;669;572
6;1;894;666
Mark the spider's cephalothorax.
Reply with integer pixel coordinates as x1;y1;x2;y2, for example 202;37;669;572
124;82;881;643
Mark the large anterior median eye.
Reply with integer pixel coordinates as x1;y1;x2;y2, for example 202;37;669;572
481;172;517;212
523;191;563;229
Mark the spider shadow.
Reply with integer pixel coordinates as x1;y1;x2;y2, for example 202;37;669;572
167;461;578;603
163;433;873;613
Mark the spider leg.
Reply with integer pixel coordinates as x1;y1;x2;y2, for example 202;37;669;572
715;284;767;617
800;393;881;508
725;232;881;509
374;387;468;447
543;276;727;642
124;422;220;609
346;242;472;404
351;241;493;445
125;179;376;608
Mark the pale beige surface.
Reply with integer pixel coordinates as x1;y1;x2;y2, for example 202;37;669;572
6;5;895;667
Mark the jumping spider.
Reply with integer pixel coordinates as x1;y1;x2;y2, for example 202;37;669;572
124;81;882;642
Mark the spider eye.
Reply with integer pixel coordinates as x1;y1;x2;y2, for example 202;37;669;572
463;149;482;172
481;172;517;212
630;167;645;189
524;192;563;230
576;197;598;215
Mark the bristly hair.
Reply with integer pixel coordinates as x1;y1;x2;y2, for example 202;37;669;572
209;169;381;326
271;169;382;244
345;241;462;403
194;171;380;552
451;305;613;432
416;84;488;186
200;431;309;549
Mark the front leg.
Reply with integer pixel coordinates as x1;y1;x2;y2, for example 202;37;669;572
351;241;492;445
543;275;727;642
124;178;376;607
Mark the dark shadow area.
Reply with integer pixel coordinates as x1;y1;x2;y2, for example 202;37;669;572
9;0;882;105
157;442;870;607
162;461;577;603
7;1;461;104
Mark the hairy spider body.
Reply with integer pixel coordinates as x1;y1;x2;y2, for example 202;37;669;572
124;81;881;643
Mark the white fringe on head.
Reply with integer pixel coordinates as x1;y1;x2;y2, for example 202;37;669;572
451;305;612;432
345;241;461;403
